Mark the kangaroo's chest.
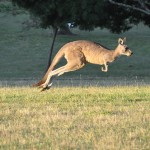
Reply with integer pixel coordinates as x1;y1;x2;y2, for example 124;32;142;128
103;53;116;63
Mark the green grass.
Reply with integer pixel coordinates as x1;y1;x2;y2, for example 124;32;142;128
0;11;150;82
0;86;150;149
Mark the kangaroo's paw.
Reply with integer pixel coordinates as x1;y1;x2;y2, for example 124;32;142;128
101;65;108;72
40;83;53;92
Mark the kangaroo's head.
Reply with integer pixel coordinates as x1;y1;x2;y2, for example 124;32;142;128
117;37;133;56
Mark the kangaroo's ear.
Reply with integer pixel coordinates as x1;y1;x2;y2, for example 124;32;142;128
123;37;126;43
118;38;124;45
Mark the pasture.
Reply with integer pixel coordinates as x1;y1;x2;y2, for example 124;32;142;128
0;3;150;149
0;86;150;149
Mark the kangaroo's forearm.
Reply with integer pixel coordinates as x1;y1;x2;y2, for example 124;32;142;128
101;64;108;72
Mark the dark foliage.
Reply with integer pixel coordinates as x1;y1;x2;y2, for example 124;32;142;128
11;0;149;33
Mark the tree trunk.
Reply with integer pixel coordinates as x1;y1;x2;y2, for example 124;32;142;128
46;26;58;71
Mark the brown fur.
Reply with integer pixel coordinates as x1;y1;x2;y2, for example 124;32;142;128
33;38;133;91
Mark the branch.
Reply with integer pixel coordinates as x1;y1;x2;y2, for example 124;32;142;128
109;0;150;15
145;2;150;6
136;0;150;12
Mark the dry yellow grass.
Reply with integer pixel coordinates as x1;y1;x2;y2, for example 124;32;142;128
0;86;150;149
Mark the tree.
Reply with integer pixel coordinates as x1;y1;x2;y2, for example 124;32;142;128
72;0;138;33
109;0;150;15
108;0;150;27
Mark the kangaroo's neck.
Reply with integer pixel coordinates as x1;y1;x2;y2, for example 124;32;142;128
100;47;120;64
112;45;121;59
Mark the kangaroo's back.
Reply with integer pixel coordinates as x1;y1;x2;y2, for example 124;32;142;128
62;40;111;64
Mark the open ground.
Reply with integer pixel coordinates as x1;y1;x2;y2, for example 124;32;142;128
0;86;150;149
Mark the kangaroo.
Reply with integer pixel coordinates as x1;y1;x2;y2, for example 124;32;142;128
33;37;133;91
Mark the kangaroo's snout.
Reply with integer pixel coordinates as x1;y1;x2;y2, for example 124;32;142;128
124;49;133;57
130;52;133;56
128;50;133;56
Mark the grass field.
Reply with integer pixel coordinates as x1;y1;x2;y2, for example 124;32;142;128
0;86;150;149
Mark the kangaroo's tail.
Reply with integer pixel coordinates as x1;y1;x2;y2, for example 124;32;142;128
33;49;65;87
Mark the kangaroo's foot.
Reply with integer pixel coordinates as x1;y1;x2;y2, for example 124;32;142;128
101;64;108;72
40;83;53;92
39;74;55;91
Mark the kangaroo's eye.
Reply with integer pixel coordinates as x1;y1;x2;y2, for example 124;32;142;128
125;47;129;51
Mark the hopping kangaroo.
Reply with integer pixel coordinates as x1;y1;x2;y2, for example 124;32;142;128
33;37;133;91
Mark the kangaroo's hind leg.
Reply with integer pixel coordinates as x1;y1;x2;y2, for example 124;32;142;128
41;62;85;91
41;48;86;91
40;66;66;91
